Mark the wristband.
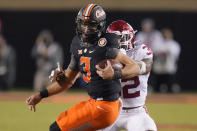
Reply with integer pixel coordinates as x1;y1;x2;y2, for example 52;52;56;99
40;89;49;98
56;72;67;87
113;70;122;79
139;61;146;74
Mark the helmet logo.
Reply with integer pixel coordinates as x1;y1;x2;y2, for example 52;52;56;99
96;10;105;18
98;38;107;47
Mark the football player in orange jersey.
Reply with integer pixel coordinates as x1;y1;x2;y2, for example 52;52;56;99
26;4;140;131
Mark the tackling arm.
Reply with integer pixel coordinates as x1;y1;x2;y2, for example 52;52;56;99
135;58;153;75
115;52;140;79
96;51;140;79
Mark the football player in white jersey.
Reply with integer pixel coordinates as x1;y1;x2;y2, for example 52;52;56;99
97;20;157;131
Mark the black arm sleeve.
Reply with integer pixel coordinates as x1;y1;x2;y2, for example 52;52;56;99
68;54;79;71
70;36;80;53
106;48;120;59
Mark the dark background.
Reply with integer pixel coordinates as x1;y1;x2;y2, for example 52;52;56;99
0;10;196;90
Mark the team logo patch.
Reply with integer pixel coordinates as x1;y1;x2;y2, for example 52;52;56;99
98;38;107;47
96;10;105;18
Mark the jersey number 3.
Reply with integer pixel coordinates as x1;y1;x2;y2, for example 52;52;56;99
121;76;140;98
80;57;91;83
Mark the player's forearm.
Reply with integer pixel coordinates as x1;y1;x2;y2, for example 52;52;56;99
115;52;140;79
46;82;68;97
121;62;140;79
40;68;79;98
135;58;153;75
40;76;72;98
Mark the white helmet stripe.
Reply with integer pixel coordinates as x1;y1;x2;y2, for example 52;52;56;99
84;3;94;19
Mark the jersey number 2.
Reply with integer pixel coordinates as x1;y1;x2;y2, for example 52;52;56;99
80;57;91;83
121;76;140;98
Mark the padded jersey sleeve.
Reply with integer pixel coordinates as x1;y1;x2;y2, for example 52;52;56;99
105;33;120;48
70;36;81;53
141;44;153;59
106;48;120;59
104;33;121;59
68;54;79;71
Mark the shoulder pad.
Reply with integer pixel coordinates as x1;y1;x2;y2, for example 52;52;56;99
97;33;120;48
140;44;153;57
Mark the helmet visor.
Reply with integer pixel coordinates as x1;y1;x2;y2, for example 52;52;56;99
77;21;97;34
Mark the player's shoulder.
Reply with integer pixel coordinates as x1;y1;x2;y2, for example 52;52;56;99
153;30;162;35
171;40;180;47
103;32;120;40
98;33;120;48
134;42;153;58
169;40;181;51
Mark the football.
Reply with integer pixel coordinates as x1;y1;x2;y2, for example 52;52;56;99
97;59;124;70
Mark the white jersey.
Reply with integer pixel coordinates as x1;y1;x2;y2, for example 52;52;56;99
120;43;153;108
98;43;157;131
153;39;181;74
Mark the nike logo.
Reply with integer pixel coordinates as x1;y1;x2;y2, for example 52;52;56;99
96;106;105;111
89;50;94;53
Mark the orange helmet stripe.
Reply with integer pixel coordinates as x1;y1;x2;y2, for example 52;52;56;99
83;3;96;21
87;4;96;20
82;3;91;21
